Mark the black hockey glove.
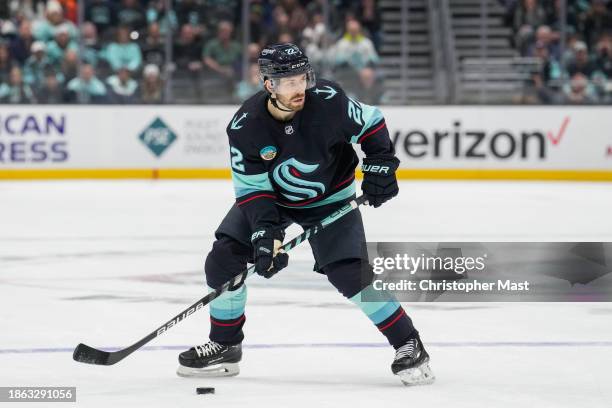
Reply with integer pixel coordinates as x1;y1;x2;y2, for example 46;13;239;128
251;227;289;279
361;154;400;208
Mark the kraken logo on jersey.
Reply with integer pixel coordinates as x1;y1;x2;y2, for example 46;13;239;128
272;158;326;201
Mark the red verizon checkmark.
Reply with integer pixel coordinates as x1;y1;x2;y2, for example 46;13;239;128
547;116;570;146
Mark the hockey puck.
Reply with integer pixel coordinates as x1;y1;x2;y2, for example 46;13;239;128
196;387;215;395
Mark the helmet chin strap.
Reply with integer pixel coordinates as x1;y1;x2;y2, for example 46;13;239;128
269;95;295;112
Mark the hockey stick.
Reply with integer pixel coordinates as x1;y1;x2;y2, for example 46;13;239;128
73;195;368;365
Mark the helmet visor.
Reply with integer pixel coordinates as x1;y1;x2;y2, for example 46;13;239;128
267;69;316;93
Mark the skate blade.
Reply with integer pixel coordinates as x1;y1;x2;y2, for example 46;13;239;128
397;362;436;386
176;363;239;378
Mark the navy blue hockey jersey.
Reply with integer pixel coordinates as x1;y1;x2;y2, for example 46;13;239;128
226;79;396;230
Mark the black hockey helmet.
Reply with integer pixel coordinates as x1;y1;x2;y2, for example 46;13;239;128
258;43;316;92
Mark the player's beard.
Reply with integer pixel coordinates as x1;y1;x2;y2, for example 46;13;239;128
277;92;306;111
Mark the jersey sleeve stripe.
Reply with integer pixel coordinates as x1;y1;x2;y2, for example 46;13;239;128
232;171;274;198
236;193;277;206
357;120;387;144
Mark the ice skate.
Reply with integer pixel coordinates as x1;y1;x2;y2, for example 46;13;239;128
177;341;242;377
391;336;435;386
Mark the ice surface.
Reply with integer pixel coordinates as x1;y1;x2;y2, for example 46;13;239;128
1;180;611;407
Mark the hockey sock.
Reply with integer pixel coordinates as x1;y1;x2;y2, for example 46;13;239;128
208;285;247;345
349;286;416;349
324;258;417;349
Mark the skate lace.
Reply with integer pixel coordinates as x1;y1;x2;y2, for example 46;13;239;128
194;341;224;358
395;338;418;360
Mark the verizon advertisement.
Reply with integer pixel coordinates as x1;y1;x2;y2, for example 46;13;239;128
384;107;612;169
0;106;610;173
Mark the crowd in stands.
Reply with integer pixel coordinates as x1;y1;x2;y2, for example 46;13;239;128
503;0;612;104
0;0;384;104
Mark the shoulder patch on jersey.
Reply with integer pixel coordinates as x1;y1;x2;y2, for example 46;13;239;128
312;85;337;100
230;112;248;130
259;145;277;160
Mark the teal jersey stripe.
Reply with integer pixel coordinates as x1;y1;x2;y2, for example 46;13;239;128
349;102;385;144
209;285;247;320
276;181;356;209
232;171;274;198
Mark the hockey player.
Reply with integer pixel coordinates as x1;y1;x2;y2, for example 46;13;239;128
177;43;434;386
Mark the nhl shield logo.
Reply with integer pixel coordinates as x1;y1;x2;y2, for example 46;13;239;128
260;145;277;160
284;125;294;135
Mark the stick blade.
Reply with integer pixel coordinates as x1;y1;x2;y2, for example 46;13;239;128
73;343;112;365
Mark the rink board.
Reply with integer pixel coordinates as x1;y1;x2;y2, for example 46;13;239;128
0;105;610;181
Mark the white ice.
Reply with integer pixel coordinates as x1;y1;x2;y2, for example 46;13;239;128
1;180;612;408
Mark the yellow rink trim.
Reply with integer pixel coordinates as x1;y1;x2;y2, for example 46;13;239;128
0;168;611;181
395;169;612;181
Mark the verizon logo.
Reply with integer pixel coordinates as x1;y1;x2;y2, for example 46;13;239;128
392;117;570;160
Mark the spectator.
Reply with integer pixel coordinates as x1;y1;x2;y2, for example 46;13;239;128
246;42;261;65
66;62;107;103
268;7;291;44
174;24;203;73
302;12;327;70
248;3;268;46
595;35;612;78
176;0;207;31
139;63;163;103
514;0;547;29
46;24;78;67
0;41;15;84
235;63;261;102
103;25;142;72
141;22;165;67
174;23;203;73
531;42;562;104
567;41;598;77
10;20;34;65
0;66;36;104
81;22;101;67
106;67;138;103
117;0;146;32
333;17;379;71
279;0;308;37
0;19;17;39
60;49;79;82
352;0;382;51
23;41;51;87
199;0;239;34
513;0;547;55
33;0;78;43
583;0;612;48
527;25;560;61
146;0;178;35
36;69;66;103
202;20;241;80
561;32;581;66
85;0;117;40
58;0;78;23
561;72;599;104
